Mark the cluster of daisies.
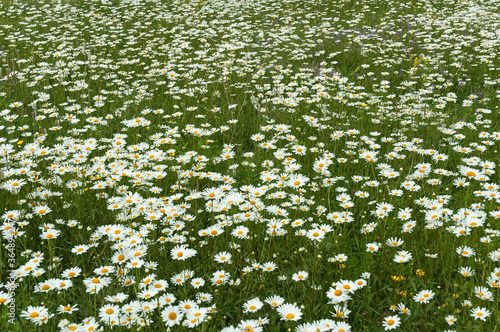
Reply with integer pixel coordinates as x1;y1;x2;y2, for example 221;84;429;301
1;0;500;330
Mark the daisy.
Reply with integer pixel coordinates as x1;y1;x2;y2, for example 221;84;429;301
296;322;320;332
40;229;60;240
386;237;404;247
61;267;82;278
265;295;285;308
459;166;485;181
111;250;131;264
171;244;197;261
306;229;325;241
20;305;54;325
396;303;410;315
382;315;401;330
413;289;435;303
99;304;120;322
197;292;212;303
332;321;352;332
470;307;491;321
214;251;232;264
261;262;277;272
243;297;264;313
0;291;13;305
34;206;52;216
211;270;230;285
445;315;456;326
137;288;159;300
161;305;183;327
366;242;381;253
292;271;309;281
287;174;309;188
458;266;475;277
354;278;367;288
181;269;194;281
190;277;205;289
486;275;499;288
474;286;494;301
171;273;186;286
393;250;412;263
326;287;352;304
456;246;475;257
237;320;262;332
276;303;302;321
159;293;177;306
105;293;129;303
57;304;79;314
81;317;100;332
94;266;115;275
83;276;111;294
126;258;145;269
184;307;209;328
58;279;73;290
178;300;198;312
202;225;224;237
2;210;20;221
34;278;60;293
331;304;351;318
335;280;359;293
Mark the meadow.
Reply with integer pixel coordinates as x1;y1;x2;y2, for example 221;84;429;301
0;0;499;330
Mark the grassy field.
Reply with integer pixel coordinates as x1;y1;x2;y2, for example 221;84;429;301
0;0;499;330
